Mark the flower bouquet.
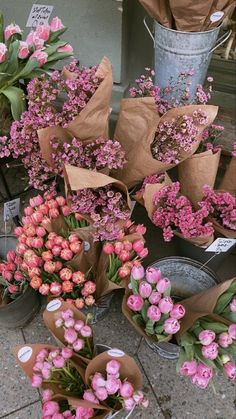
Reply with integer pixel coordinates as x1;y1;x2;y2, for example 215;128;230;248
176;278;236;389
0;13;73;130
199;186;236;238
134;172;172;207
122;265;185;343
43;300;94;366
178;124;223;207
0;249;28;303
219;142;236;196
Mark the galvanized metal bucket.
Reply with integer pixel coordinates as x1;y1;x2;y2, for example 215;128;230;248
144;19;231;101
82;292;115;324
145;256;219;359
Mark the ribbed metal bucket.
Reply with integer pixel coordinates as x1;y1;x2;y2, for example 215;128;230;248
144;19;231;101
145;257;219;359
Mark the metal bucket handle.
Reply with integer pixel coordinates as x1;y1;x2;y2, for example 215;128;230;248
144;16;232;54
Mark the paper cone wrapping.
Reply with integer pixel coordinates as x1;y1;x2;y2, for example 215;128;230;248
12;344;86;396
53;395;110;419
122;291;171;343
178;149;221;208
138;0;173;27
219;157;236;196
203;0;236;31
43;300;94;366
85;349;143;396
134;172;172;207
113;99;218;187
211;218;236;239
95;233;144;298
169;0;214;31
38;56;113;167
176;278;235;342
174;230;214;247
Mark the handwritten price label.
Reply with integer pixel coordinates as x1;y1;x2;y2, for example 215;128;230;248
26;4;53;28
4;198;20;221
206;238;236;253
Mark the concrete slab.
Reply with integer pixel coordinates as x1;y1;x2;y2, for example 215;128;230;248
2;401;42;419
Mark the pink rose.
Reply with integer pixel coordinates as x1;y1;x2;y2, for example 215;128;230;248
83;390;99;404
41;367;51;379
201;342;218;360
30;50;48;67
36;349;48;362
223;361;236;380
198;330;216;346
228;324;236;340
149;291;161;305
73;339;85;352
127;294;144;311
53;355;65;368
123;397;135;411
139;281;152;298
4;23;22;40
64;318;75;328
120;381;134;398
105;378;120;395
218;332;233;348
31;375;43;387
0;43;7;63
230;298;236;312
131;265;145;280
91;372;106;390
57;44;73;53
145;267;161;284
42;401;60;416
197;363;213;379
106;359;120;375
36;24;50;41
191;374;210;389
64;328;77;344
95;387;108;401
156;277;170;293
163;318;180;334
158;297;174;314
18;41;29;59
61;347;73;359
80;325;92;337
61;309;73;320
50;16;64;32
170;304;185;320
147;305;161;322
76;407;94;419
42;389;54;402
180;360;198;376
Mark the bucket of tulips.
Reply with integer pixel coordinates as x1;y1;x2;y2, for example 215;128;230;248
122;264;186;358
0;235;40;328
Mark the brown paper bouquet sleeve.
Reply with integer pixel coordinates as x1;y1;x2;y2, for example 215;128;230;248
138;0;173;28
53;395;110;418
219;157;236;196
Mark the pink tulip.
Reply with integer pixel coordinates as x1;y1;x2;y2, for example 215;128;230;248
14;226;24;236
145;267;161;284
73;339;84;352
61;309;73;320
138;247;149;258
18;41;29;59
170;304;185;320
218;332;233;348
4;23;22;40
95;387;108;401
223;361;236;380
64;328;77;344
49;208;60;218
39;284;50;295
198;330;216;346
42;389;54;402
180;360;198;376
132;239;144;253
42;401;60;416
31;211;44;224
30;50;48;67
158;297;174;314
149;291;161;305
131;265;145;280
31;375;43;387
50;282;62;295
230;298;236;312
0;42;7;63
36;24;50;41
197;363;213;379
201;342;218;360
120;381;134;398
163;318;180;334
106;360;120;375
119;250;131;262
8;284;19;293
80;325;92;337
228;324;236;340
139;281;152;298
69;242;81;253
50;16;64;32
103;242;114;255
106;378;120;395
123;397;135;411
44;261;56;273
118;265;131;278
114;241;124;254
60;248;73;260
147;305;161;321
127;294;144;311
191;374;210;389
76;407;94;419
74;319;84;332
7;250;16;262
53;355;65;368
14;271;24;281
64;318;75;328
42;251;53;261
58;44;73;53
83;390;99;404
156;277;170;293
91;372;106;390
24;206;34;216
123;240;133;251
61;205;71;216
61;347;73;359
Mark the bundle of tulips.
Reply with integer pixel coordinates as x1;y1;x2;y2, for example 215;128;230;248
122;265;186;342
0;250;27;302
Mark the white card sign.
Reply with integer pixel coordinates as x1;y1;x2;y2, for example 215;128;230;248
206;238;236;253
4;198;20;221
210;11;224;23
26;4;54;28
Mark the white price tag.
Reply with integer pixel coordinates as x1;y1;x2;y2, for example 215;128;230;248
46;299;62;312
4;198;20;221
84;241;91;252
18;346;33;363
107;348;125;357
26;4;54;28
210;11;224;23
206;238;236;253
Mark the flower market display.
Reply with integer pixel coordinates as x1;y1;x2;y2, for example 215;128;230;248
0;4;235;418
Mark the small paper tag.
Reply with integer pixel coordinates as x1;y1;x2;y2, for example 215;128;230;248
18;346;33;363
210;11;224;23
206;238;236;253
107;349;125;357
4;198;20;221
26;4;53;28
46;299;62;311
84;241;91;252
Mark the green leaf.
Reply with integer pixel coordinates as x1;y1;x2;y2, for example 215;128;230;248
145;319;155;336
132;314;144;327
1;86;26;120
199;320;229;334
156;334;169;342
43;40;68;56
130;277;139;295
176;347;189;373
180;332;196;346
163;285;171;297
228;280;236;294
0;11;4;43
155;324;164;334
141;299;149;323
214;291;234;315
48;27;67;43
194;344;217;370
46;51;73;63
16;58;40;79
4;40;20;74
221;311;236;323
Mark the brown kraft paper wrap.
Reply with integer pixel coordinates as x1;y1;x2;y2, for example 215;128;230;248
122;291;172;343
43;300;94;366
178;149;221;208
176;278;236;343
219;157;236;196
169;0;214;32
53;395;110;419
38;56;113;167
12;344;86;396
138;0;173;28
203;0;236;31
207;189;236;239
96;233;144;298
113;99;218;188
134;172;172;206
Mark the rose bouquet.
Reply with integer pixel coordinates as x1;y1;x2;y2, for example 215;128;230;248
1;56;113;190
199;186;236;238
0;13;73;131
122;265;185;342
0;250;28;303
219;142;236;195
43;301;94;365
